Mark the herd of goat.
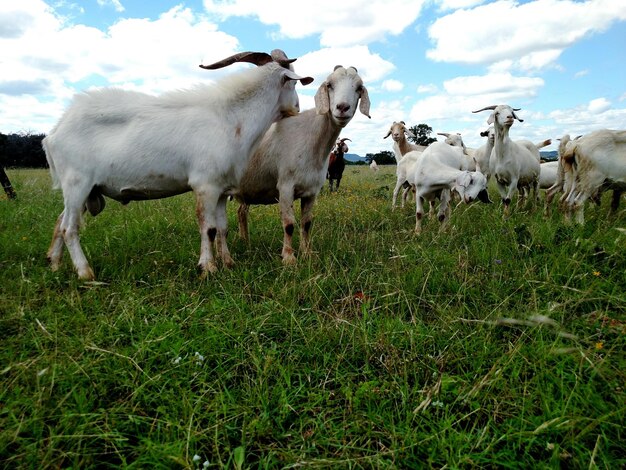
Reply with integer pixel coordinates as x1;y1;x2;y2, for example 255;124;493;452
4;48;621;281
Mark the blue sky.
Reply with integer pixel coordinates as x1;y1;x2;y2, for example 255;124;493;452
1;0;625;156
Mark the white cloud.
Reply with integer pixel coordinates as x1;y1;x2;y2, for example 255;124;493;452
97;0;125;13
296;46;395;88
575;69;589;78
426;0;626;71
587;97;611;114
203;0;428;47
382;79;404;92
436;0;487;10
417;84;438;93
0;1;243;132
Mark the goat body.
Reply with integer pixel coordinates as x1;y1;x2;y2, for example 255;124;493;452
412;142;491;234
474;105;540;216
43;50;313;280
234;65;370;265
561;129;626;223
327;137;351;192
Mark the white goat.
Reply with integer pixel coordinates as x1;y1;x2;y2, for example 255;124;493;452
43;49;313;280
472;127;495;181
561;129;626;224
473;105;540;216
412;142;491;234
437;132;477;169
391;150;421;209
386;121;428;209
369;160;379;171
539;161;559;189
544;134;580;217
234;66;370;265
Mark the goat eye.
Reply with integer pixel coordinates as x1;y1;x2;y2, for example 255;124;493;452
326;82;333;90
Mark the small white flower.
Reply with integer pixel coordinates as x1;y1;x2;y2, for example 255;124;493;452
173;356;182;365
431;400;444;408
194;352;205;365
192;454;201;463
203;461;210;469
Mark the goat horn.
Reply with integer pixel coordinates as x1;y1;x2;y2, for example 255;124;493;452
472;106;497;113
437;132;450;137
513;107;521;111
341;138;352;142
200;51;273;69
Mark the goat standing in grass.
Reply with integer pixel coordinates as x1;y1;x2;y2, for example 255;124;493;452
234;66;370;265
473;105;540;217
327;137;351;192
43;50;313;280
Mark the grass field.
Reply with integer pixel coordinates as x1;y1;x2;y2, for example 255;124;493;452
1;167;624;469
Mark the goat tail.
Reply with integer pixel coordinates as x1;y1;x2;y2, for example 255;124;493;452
42;136;60;189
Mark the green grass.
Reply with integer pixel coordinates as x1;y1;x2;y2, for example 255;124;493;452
1;167;625;469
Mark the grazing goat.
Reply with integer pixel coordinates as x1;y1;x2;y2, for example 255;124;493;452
473;105;540;216
43;49;313;280
327;137;351;191
1;166;16;199
413;142;491;234
560;129;626;224
234;66;370;265
369;160;379;171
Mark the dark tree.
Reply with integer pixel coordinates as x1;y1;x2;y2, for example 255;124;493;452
408;124;437;147
365;150;396;165
0;132;48;168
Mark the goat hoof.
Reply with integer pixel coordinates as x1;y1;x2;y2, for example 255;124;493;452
198;262;218;279
78;267;95;281
48;258;61;272
282;255;297;266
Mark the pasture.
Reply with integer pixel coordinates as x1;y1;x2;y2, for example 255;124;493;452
1;167;624;468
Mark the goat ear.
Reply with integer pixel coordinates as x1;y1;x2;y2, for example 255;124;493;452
359;86;371;118
486;112;495;125
284;70;314;86
512;110;524;122
314;82;330;115
383;129;391;139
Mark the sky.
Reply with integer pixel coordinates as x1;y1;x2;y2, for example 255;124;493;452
1;0;626;156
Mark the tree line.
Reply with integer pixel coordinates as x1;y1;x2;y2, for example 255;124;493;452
0;132;47;169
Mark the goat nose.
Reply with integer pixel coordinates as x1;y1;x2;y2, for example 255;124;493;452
336;102;350;113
